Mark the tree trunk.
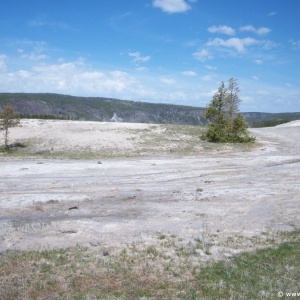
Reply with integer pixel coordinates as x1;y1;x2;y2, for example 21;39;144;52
4;126;9;150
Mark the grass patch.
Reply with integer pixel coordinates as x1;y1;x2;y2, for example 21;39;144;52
1;231;300;299
197;239;300;299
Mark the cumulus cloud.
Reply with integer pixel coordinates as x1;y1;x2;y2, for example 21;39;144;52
206;37;259;52
153;0;191;13
208;25;235;36
193;49;213;61
0;59;140;96
128;52;150;64
257;27;271;35
181;71;197;76
239;25;271;35
239;25;255;32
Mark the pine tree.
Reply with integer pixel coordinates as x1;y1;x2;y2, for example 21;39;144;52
202;78;255;143
0;105;20;150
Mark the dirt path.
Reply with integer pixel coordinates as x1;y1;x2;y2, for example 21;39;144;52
0;121;299;260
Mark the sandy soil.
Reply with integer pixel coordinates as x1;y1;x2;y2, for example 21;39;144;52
6;119;151;155
0;120;299;260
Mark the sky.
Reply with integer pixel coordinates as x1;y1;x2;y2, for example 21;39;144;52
0;0;300;113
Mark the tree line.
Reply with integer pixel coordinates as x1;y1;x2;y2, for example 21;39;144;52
249;119;289;128
18;113;69;120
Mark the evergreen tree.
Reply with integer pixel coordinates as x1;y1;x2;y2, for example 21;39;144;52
202;78;255;143
0;105;20;150
225;78;241;119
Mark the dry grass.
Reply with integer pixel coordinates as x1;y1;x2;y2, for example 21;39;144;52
1;230;300;299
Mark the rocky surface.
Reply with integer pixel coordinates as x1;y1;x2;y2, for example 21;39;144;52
0;120;299;261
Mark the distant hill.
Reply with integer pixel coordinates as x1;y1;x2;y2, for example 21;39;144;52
0;93;299;126
243;112;300;127
0;93;206;125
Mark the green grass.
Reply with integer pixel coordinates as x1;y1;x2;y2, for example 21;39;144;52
197;239;300;299
1;231;300;299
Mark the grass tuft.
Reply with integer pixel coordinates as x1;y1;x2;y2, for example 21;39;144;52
1;231;300;299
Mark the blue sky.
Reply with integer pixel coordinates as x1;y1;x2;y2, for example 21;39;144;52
0;0;300;113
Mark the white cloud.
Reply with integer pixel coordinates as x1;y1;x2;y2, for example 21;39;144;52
201;75;212;81
0;60;140;96
1;50;298;113
136;67;148;71
290;39;300;49
239;25;271;35
208;25;235;36
261;40;278;50
257;90;270;95
185;39;199;47
257;27;271;35
153;0;191;13
32;62;79;74
286;83;292;87
159;77;176;84
17;70;31;78
239;25;255;32
29;17;70;30
18;43;49;61
206;37;259;52
253;59;262;64
193;49;213;61
268;11;277;16
205;65;217;70
14;39;46;48
0;55;7;72
21;53;49;60
181;71;197;76
128;52;150;64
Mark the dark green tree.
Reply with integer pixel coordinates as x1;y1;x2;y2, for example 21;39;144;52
0;104;20;150
202;78;255;143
